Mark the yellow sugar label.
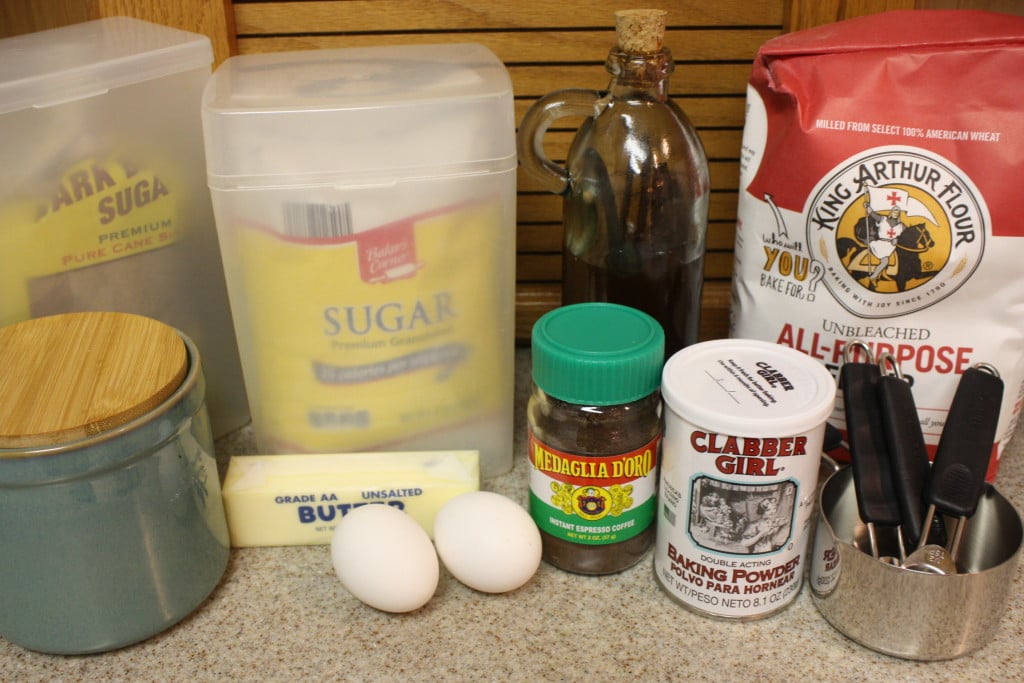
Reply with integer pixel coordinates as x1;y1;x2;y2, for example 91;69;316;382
235;199;503;452
0;156;179;324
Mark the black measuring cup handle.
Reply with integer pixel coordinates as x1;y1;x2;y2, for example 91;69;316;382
876;356;930;548
843;353;901;529
928;364;1004;519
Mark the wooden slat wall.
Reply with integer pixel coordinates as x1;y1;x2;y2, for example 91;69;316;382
785;0;1024;32
6;1;1020;344
233;0;781;342
238;0;1019;341
0;0;236;65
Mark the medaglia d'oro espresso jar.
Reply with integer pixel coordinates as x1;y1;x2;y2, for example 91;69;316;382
655;338;836;620
528;303;665;575
0;312;230;654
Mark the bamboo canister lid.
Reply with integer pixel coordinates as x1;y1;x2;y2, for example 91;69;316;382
0;312;188;450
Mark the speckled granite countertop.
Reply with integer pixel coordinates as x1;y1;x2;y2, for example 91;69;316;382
2;349;1022;682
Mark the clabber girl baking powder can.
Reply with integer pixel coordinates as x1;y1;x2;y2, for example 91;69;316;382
655;339;836;620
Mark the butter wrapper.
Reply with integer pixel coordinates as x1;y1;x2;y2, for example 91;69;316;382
222;450;479;547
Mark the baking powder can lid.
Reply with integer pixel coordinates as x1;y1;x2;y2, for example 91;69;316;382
661;338;837;437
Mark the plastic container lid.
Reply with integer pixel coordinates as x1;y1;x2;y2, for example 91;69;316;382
531;303;665;406
0;17;212;115
662;338;836;437
201;43;516;187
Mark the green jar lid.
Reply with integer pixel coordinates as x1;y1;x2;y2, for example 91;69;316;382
531;303;665;406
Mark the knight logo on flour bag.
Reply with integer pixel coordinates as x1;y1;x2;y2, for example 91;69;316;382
730;10;1024;479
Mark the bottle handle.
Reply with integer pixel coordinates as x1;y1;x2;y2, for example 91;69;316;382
516;89;603;195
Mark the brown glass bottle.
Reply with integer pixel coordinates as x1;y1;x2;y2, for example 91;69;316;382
527;302;664;574
517;10;709;360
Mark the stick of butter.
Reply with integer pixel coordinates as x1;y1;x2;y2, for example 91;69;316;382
222;450;479;547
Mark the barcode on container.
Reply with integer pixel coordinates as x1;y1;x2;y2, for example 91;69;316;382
283;202;353;239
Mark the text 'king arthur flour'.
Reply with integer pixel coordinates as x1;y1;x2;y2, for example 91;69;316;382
730;10;1024;479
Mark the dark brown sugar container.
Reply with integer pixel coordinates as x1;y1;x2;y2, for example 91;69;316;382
528;302;664;574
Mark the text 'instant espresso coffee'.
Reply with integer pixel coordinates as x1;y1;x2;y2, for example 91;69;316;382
655;339;836;619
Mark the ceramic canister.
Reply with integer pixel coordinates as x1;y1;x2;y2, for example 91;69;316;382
655;339;836;620
0;312;230;654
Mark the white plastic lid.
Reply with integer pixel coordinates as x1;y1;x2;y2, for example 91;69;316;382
0;17;212;115
662;339;837;437
201;43;516;186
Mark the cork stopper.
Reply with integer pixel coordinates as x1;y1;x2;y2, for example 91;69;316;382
615;9;667;54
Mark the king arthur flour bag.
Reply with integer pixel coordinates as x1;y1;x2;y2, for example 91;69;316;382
730;10;1024;478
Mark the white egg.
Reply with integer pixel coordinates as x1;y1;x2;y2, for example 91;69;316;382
330;504;439;613
434;491;542;594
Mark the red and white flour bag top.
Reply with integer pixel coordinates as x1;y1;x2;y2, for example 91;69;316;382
730;10;1024;479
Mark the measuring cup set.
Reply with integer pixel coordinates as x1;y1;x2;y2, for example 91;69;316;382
839;340;1002;574
808;339;1023;660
